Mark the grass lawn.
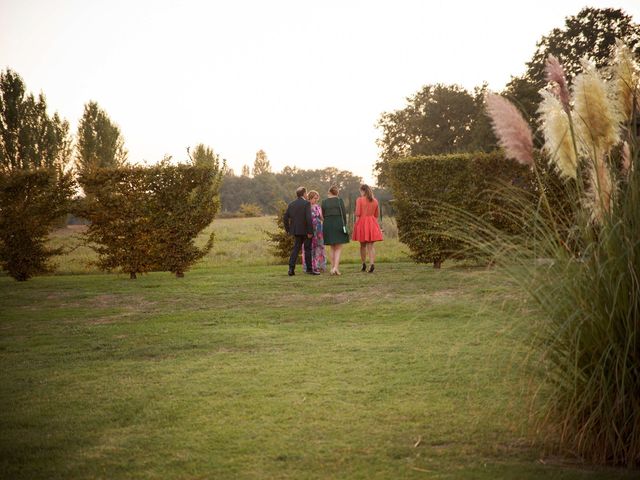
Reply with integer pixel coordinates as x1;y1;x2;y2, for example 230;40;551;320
48;216;409;274
0;220;636;478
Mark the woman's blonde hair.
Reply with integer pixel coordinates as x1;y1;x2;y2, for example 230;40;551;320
308;190;319;201
360;184;374;201
328;185;339;195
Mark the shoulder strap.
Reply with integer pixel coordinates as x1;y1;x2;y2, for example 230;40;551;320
338;198;346;227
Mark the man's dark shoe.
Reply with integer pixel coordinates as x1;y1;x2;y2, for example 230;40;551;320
288;268;295;276
360;262;367;272
368;264;375;273
306;270;321;275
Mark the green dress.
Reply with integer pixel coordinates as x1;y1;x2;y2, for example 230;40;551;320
321;196;350;245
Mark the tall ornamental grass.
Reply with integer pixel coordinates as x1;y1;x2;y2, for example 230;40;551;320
476;41;639;466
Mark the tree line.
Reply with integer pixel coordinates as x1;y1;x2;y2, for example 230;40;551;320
220;153;375;215
0;69;223;280
374;7;640;186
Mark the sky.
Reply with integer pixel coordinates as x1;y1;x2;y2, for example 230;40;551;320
1;1;639;185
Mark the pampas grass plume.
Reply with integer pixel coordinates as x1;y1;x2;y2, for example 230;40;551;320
485;93;534;166
538;90;578;179
572;59;620;158
545;55;571;112
611;39;639;122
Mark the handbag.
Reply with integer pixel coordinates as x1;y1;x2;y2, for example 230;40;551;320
338;198;349;235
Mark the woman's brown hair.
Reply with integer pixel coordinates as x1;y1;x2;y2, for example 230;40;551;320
360;184;374;201
328;185;339;196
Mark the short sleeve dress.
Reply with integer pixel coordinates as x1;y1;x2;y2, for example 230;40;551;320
321;196;350;245
352;197;384;242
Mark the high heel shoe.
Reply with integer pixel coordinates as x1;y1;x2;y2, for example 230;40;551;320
360;262;366;272
368;264;375;273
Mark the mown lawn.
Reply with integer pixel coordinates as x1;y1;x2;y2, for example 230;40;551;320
0;220;636;478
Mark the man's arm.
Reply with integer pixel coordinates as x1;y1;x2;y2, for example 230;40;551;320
283;206;291;234
305;202;313;236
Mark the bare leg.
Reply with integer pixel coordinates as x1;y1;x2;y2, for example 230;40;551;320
329;245;336;273
367;242;376;265
334;244;343;274
359;242;366;263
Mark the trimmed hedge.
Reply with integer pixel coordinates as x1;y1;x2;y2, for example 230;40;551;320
0;169;75;280
388;151;534;267
76;163;222;278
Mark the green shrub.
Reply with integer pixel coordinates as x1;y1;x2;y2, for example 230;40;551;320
146;163;223;277
388;151;534;267
238;203;262;217
0;169;75;280
76;162;223;278
76;167;156;279
265;201;294;264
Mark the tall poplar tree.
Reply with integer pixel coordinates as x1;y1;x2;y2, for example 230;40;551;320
252;149;271;176
0;69;72;172
75;101;127;173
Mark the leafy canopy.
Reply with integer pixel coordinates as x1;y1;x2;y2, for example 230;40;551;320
375;84;496;186
505;7;640;126
0;68;72;172
75;100;127;173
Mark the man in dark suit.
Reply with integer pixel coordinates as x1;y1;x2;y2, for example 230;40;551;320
283;186;318;276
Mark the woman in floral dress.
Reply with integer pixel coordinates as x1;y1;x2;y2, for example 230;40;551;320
303;190;326;273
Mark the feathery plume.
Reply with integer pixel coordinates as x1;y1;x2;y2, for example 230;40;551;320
485;93;534;166
545;55;571;112
587;157;615;224
611;39;639;123
572;59;620;159
538;90;578;179
621;141;632;176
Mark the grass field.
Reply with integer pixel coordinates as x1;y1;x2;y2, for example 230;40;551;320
0;219;636;479
48;216;409;274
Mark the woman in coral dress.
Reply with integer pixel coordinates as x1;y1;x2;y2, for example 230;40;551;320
351;184;383;273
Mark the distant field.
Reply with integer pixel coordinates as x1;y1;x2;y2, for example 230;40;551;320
48;216;410;275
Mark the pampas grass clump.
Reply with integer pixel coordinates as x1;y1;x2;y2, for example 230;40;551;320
483;43;640;467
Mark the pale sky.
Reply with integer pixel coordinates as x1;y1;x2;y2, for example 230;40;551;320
1;1;639;184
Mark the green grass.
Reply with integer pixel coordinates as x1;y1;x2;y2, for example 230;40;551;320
49;216;410;274
0;219;637;478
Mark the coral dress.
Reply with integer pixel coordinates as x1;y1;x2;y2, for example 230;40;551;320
352;197;384;242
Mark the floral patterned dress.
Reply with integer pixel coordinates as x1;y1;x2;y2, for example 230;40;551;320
303;203;326;272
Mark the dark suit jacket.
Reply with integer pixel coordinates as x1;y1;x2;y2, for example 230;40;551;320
283;197;313;236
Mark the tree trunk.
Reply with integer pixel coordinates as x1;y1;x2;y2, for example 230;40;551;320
433;259;442;269
130;272;137;279
176;271;184;278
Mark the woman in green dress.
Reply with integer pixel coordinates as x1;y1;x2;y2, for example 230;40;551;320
321;185;350;275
